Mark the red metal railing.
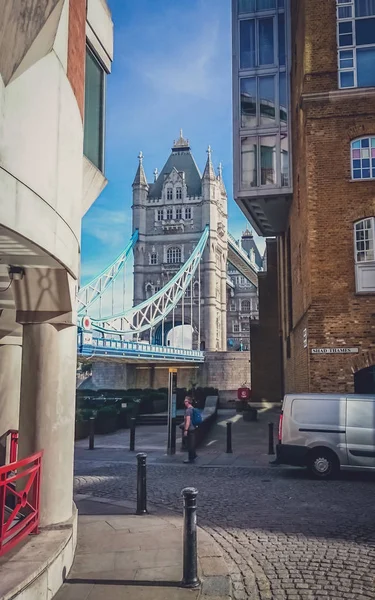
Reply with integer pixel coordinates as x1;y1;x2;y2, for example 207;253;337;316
0;451;43;556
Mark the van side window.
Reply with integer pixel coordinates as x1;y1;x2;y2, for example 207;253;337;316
347;401;375;429
292;399;344;427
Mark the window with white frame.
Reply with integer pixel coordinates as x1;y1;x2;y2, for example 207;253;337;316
242;321;250;331
167;188;173;200
157;209;163;221
166;208;173;220
176;207;182;220
230;301;236;311
242;300;251;312
233;322;240;332
337;0;375;89
354;217;375;292
176;188;182;199
351;136;375;179
167;246;181;263
150;253;157;265
185;207;192;219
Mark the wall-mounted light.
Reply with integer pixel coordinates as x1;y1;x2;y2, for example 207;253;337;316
9;266;24;281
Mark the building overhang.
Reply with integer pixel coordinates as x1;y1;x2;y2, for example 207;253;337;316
235;191;292;237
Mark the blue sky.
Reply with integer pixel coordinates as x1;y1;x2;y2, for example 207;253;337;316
81;0;265;290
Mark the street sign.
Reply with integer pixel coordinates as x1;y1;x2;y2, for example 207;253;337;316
311;347;359;354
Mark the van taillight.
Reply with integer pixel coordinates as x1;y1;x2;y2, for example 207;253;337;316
278;413;283;443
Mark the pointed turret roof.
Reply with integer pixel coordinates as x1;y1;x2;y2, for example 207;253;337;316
132;151;148;188
202;145;216;181
149;132;202;198
217;162;227;195
173;129;190;150
241;228;263;269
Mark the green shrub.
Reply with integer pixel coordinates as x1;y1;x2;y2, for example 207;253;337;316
97;405;118;417
75;408;94;422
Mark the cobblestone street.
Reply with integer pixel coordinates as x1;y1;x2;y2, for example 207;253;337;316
74;412;375;600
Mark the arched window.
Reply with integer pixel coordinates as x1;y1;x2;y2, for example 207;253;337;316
145;283;153;299
167;188;173;200
167;246;181;264
354;218;375;292
150;253;157;265
241;300;251;313
351;137;375;180
176;188;182;199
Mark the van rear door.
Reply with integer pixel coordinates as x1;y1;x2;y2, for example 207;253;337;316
346;397;375;468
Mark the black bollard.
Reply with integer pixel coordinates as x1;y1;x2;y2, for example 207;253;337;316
268;422;275;455
89;417;95;450
130;418;136;452
226;421;233;454
170;418;176;455
181;487;200;589
136;453;148;515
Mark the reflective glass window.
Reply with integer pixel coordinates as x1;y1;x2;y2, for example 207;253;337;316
357;48;375;86
279;72;287;124
259;76;276;126
84;47;105;171
355;0;375;16
241;137;258;187
239;0;256;13
257;0;276;9
241;78;257;127
278;13;286;66
240;20;256;68
355;18;375;45
259;18;274;65
260;136;276;185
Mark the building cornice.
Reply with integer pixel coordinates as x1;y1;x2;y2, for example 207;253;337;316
301;87;375;106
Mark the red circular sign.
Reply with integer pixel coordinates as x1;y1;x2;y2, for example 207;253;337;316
82;316;91;330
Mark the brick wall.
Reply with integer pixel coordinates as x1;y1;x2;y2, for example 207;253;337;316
281;0;375;393
200;351;250;392
251;239;283;402
67;0;86;119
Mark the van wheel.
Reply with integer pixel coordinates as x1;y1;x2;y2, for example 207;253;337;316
307;449;339;480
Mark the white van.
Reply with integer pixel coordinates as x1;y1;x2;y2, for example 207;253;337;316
276;393;375;479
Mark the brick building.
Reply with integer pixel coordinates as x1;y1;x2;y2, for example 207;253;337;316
232;0;375;396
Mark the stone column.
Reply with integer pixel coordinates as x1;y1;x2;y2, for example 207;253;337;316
221;267;227;351
202;255;217;351
0;342;22;433
18;323;76;527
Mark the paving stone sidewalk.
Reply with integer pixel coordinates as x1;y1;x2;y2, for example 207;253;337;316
55;495;231;600
74;407;280;469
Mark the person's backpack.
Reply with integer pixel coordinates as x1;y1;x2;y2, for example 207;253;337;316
191;407;202;427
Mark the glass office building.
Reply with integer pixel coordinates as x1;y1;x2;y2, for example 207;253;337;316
232;0;292;235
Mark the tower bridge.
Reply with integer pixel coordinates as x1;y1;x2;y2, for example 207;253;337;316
77;134;262;391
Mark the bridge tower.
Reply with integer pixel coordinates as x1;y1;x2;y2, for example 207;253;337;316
132;132;228;351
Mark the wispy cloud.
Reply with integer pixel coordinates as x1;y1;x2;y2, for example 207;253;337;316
138;19;223;101
82;207;130;248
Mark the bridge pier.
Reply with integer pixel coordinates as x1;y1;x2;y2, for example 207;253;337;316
89;351;250;400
